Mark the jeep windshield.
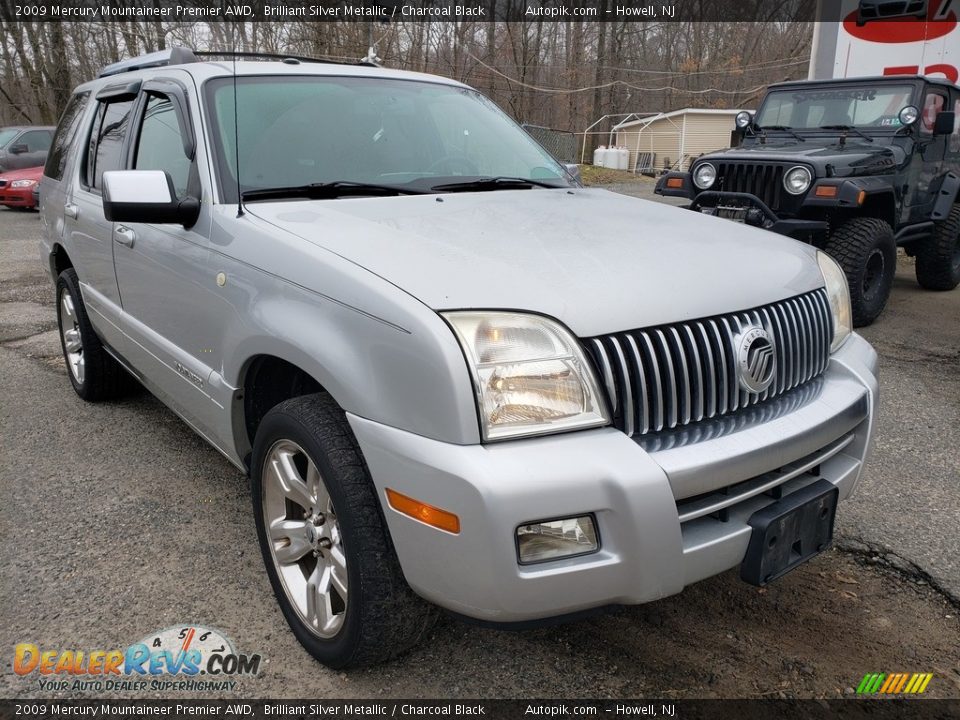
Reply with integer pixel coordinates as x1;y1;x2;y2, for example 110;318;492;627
205;75;571;202
755;84;915;132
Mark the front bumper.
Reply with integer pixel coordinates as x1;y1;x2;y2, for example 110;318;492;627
349;333;878;622
0;185;37;208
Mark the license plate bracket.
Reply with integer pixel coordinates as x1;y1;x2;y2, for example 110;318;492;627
715;205;747;222
740;478;838;586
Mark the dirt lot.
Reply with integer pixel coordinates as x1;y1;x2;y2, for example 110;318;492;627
1;200;958;700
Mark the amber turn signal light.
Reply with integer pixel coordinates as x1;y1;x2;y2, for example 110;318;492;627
666;177;684;189
814;185;838;198
386;489;460;534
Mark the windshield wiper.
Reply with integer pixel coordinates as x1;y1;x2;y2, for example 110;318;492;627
242;181;427;202
819;125;874;143
759;125;806;142
430;176;565;192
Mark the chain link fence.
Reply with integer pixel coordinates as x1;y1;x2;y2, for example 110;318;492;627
522;124;579;164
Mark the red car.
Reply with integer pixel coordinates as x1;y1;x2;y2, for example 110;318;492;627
0;165;43;210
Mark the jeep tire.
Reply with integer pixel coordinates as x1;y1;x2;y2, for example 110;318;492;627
251;393;438;669
824;217;897;327
915;205;960;291
56;268;138;401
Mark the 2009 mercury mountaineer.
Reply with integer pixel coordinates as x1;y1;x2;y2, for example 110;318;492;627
39;48;879;668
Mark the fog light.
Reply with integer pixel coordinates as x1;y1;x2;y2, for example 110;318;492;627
516;515;599;564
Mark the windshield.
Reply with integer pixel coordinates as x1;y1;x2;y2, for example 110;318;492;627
205;75;570;201
756;85;915;130
0;129;20;148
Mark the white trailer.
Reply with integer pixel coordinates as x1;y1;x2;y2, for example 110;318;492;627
810;0;958;83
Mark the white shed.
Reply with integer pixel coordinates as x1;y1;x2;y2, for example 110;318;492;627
613;108;749;173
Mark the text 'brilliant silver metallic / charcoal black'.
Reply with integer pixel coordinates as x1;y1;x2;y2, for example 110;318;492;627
585;288;833;437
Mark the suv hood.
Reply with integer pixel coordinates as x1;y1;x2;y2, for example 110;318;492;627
249;188;824;337
701;141;904;176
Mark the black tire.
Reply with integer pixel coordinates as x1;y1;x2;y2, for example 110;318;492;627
251;393;437;669
823;217;897;327
55;268;137;401
915;205;960;291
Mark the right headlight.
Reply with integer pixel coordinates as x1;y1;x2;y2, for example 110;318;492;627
784;166;812;195
693;163;716;190
443;311;610;441
817;251;852;352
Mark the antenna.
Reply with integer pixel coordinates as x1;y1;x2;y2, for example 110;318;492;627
232;27;244;218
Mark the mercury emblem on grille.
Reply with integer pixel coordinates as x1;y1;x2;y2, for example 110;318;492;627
735;325;776;393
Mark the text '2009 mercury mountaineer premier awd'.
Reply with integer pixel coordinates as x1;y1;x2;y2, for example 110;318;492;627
39;48;878;668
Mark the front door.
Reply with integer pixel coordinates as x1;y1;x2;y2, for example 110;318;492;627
110;87;222;440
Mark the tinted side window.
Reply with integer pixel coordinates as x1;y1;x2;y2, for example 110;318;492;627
85;99;134;191
44;92;90;180
134;95;190;197
18;130;52;152
920;92;946;134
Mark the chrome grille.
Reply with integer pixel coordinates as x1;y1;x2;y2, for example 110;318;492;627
586;289;833;437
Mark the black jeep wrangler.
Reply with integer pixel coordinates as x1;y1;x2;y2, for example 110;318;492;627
656;75;960;326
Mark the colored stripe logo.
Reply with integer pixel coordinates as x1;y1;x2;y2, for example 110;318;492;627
856;673;933;694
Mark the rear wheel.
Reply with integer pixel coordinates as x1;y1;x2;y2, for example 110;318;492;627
823;217;896;327
56;268;137;401
251;393;437;668
915;205;960;291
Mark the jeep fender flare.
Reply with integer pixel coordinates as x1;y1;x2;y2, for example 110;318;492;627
932;172;960;221
811;177;898;228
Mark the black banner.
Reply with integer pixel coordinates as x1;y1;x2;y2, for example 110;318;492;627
3;700;960;720
4;0;822;23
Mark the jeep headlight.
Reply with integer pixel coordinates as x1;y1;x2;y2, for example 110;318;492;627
443;312;610;441
693;163;716;190
784;166;812;195
818;251;852;352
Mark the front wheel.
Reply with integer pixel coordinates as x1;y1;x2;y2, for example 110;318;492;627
251;393;437;668
823;217;897;327
915;205;960;291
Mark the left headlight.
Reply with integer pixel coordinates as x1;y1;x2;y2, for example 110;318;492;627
817;251;852;352
10;179;36;188
443;311;611;441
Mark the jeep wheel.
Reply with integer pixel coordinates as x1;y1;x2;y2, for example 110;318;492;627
915;205;960;291
823;217;896;327
56;268;138;401
251;393;437;669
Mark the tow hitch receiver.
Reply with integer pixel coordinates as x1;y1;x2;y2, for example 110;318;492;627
740;478;838;586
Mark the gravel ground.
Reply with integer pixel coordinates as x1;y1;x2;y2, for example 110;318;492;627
1;197;958;700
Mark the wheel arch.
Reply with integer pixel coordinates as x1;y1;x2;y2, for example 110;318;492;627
49;243;74;280
236;353;330;467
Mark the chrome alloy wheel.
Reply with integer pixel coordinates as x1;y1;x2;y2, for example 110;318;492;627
262;439;348;638
59;288;84;384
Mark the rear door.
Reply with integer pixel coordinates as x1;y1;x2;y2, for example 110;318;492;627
62;88;136;352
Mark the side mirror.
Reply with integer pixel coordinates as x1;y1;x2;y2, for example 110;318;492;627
563;163;582;185
102;170;200;227
933;111;955;136
856;0;927;25
8;143;28;155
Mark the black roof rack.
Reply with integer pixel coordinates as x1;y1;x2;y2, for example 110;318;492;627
98;47;376;77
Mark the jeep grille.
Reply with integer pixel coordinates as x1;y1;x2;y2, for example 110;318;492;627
715;162;787;210
584;289;833;437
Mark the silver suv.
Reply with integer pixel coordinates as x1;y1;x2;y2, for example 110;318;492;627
39;48;879;668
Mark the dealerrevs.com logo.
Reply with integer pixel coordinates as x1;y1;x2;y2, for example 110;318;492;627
14;625;262;692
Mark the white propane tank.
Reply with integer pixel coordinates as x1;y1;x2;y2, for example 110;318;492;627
593;147;609;167
615;147;629;170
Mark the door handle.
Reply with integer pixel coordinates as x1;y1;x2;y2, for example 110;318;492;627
64;203;79;219
114;225;136;248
